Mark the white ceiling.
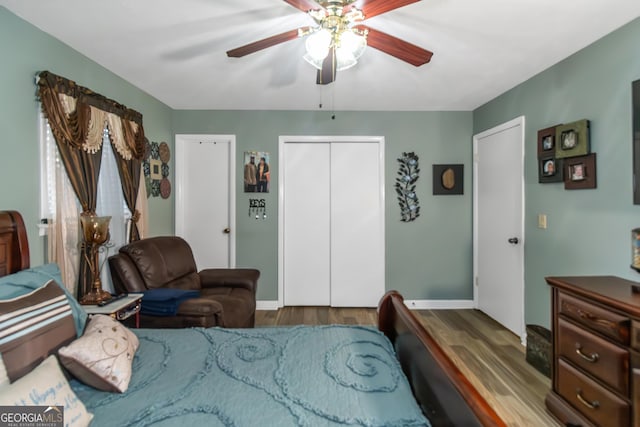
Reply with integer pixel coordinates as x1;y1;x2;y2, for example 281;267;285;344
2;0;639;111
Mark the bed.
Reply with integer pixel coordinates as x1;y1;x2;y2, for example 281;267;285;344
0;210;506;426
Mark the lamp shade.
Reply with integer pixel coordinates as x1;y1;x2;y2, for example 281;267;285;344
80;214;111;245
304;28;367;72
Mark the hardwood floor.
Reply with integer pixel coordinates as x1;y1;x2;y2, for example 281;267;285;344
255;307;561;427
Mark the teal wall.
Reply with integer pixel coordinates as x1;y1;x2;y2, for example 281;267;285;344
173;111;473;301
0;7;174;266
5;4;640;318
474;17;640;328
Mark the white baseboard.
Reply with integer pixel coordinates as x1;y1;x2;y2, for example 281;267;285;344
256;299;476;310
403;299;475;310
256;300;279;310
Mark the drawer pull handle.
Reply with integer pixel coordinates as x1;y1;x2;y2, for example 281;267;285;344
576;388;600;410
575;343;599;363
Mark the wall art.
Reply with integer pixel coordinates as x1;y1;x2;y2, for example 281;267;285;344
244;151;270;193
395;152;420;222
537;125;563;183
433;164;463;195
143;140;171;198
555;119;590;159
538;157;563;183
633;80;640;204
564;153;596;190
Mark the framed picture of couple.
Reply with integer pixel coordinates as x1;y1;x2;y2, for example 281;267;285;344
243;151;271;193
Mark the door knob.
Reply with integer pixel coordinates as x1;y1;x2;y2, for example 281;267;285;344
223;227;231;234
508;237;519;244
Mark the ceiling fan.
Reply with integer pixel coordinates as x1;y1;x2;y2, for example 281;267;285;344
226;0;433;85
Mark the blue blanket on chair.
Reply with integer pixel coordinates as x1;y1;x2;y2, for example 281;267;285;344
140;288;200;316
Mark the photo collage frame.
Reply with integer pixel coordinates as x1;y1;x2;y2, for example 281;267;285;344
537;119;596;189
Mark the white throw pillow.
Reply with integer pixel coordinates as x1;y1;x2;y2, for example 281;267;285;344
58;314;139;393
0;355;93;427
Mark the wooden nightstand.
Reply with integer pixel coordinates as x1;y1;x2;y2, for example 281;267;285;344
83;294;143;328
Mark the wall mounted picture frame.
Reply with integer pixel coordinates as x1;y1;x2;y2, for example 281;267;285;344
633;80;640;204
149;158;162;180
555;119;590;159
537;125;559;157
564;153;596;190
433;164;463;195
243;151;271;193
538;157;563;183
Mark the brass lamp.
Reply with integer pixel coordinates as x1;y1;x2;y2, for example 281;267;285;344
79;213;112;305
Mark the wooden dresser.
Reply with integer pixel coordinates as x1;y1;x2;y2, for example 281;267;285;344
546;276;640;427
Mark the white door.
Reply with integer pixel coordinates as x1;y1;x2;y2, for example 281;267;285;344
473;117;525;339
279;136;385;308
282;142;331;306
330;142;385;307
175;134;236;269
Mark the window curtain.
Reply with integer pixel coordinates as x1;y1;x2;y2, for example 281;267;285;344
37;71;147;299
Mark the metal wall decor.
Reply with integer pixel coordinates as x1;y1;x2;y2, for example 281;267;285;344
143;140;171;198
249;198;267;219
395;152;420;222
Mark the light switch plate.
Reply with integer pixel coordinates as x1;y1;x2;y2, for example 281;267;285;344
538;214;547;229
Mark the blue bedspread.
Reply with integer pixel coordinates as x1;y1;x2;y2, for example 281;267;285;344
71;325;429;426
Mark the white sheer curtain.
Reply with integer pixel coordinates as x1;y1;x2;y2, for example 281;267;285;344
40;112;80;294
96;128;129;294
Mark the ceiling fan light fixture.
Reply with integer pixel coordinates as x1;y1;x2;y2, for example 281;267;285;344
304;29;332;63
304;28;367;72
338;29;366;58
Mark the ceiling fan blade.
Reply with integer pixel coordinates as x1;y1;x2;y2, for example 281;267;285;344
346;0;419;19
356;25;433;66
227;27;312;57
283;0;324;13
316;46;337;85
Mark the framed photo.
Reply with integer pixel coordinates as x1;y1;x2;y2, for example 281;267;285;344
433;164;463;195
633;80;640;204
538;157;563;183
537;125;559;157
564;153;597;190
149;158;162;180
555;119;590;159
244;151;271;193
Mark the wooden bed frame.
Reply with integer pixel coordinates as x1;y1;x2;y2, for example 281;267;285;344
0;210;505;426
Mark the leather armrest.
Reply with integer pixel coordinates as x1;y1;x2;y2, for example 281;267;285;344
176;297;223;317
108;254;147;293
198;269;260;295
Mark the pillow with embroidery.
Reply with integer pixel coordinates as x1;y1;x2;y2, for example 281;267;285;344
58;315;139;393
0;355;93;427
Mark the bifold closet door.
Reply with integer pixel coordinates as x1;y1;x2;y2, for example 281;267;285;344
282;140;384;307
282;142;331;306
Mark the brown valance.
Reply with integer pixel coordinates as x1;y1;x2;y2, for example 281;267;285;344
37;71;143;124
36;71;146;160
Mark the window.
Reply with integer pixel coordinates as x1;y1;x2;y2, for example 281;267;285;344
40;111;130;293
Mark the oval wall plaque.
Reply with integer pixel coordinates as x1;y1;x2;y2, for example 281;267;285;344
442;168;455;190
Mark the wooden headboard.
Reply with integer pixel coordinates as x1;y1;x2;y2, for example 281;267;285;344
0;211;30;277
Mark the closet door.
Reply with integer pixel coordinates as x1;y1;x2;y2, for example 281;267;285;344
282;142;331;306
330;142;385;307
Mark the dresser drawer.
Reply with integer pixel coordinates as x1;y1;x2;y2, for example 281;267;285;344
558;292;630;344
631;321;640;352
558;359;630;427
558;318;629;395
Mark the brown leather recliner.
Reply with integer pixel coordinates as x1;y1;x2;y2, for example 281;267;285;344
108;236;259;328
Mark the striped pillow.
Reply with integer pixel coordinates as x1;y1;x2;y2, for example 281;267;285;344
0;279;76;382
